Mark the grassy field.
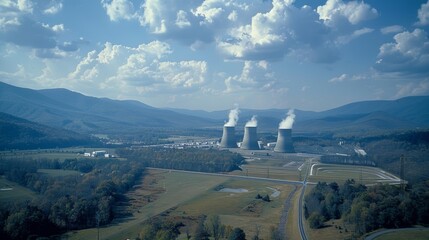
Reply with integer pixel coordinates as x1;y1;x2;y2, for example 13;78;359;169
67;169;229;240
374;229;429;240
66;169;298;240
171;178;295;239
37;168;81;177
229;165;301;181
308;163;401;185
0;177;36;204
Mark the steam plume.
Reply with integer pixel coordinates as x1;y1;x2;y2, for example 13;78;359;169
279;109;295;129
245;115;258;127
224;107;240;127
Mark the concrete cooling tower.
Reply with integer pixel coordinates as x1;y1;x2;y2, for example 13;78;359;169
241;126;260;150
274;129;294;153
220;126;237;148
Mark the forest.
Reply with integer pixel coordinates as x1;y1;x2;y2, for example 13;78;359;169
117;148;245;173
0;157;146;240
304;180;429;237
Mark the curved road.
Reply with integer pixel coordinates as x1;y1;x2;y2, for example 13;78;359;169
364;227;429;240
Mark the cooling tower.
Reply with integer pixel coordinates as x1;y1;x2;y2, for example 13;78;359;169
274;128;295;153
220;126;237;148
241;126;260;150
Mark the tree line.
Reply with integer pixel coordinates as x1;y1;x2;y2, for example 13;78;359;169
305;179;429;237
117;148;245;173
0;157;146;239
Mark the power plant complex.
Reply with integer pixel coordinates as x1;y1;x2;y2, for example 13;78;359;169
219;109;295;152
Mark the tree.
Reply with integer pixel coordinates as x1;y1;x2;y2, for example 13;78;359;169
194;217;209;240
228;227;246;240
308;212;324;229
206;215;222;240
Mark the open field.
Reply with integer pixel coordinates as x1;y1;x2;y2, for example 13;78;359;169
374;229;429;240
308;163;401;185
37;168;81;177
66;169;298;240
67;169;230;240
171;178;295;239
0;176;36;204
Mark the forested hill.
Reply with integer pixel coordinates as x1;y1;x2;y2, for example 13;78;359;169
0;112;100;150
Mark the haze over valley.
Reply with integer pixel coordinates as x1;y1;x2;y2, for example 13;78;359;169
1;0;429;240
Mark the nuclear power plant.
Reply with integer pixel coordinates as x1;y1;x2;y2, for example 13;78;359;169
274;128;294;153
241;126;260;150
220;126;237;148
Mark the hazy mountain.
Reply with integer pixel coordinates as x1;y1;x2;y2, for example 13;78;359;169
168;96;429;133
1;81;428;135
0;112;99;150
0;81;216;133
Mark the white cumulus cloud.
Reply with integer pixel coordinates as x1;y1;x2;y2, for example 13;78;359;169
101;0;136;21
375;29;429;75
317;0;378;25
417;0;429;26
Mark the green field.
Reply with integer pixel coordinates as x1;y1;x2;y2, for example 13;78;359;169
0;177;36;204
308;163;401;185
66;169;297;240
67;170;230;240
37;168;81;177
374;229;429;240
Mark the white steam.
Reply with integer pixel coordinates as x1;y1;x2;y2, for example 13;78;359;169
224;107;240;127
279;109;295;129
245;115;258;127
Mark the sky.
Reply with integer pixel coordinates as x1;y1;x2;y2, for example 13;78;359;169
1;0;429;111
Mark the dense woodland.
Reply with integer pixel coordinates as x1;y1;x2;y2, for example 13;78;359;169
117;148;245;173
305;180;429;237
0;148;244;239
0;157;146;239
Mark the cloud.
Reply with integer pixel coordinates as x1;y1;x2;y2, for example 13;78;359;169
317;0;378;26
69;41;207;95
43;1;63;15
218;1;331;61
375;29;429;75
336;27;373;44
329;73;368;83
417;0;429;26
380;25;405;35
101;0;136;21
0;16;57;49
0;1;82;58
395;80;429;98
224;61;278;92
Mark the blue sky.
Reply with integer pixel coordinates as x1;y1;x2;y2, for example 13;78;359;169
1;0;429;111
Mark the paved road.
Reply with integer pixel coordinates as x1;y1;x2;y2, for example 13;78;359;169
364;227;429;240
147;167;304;185
278;185;298;238
298;159;314;240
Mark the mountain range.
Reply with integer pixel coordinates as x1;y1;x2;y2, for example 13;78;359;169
1;81;428;135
